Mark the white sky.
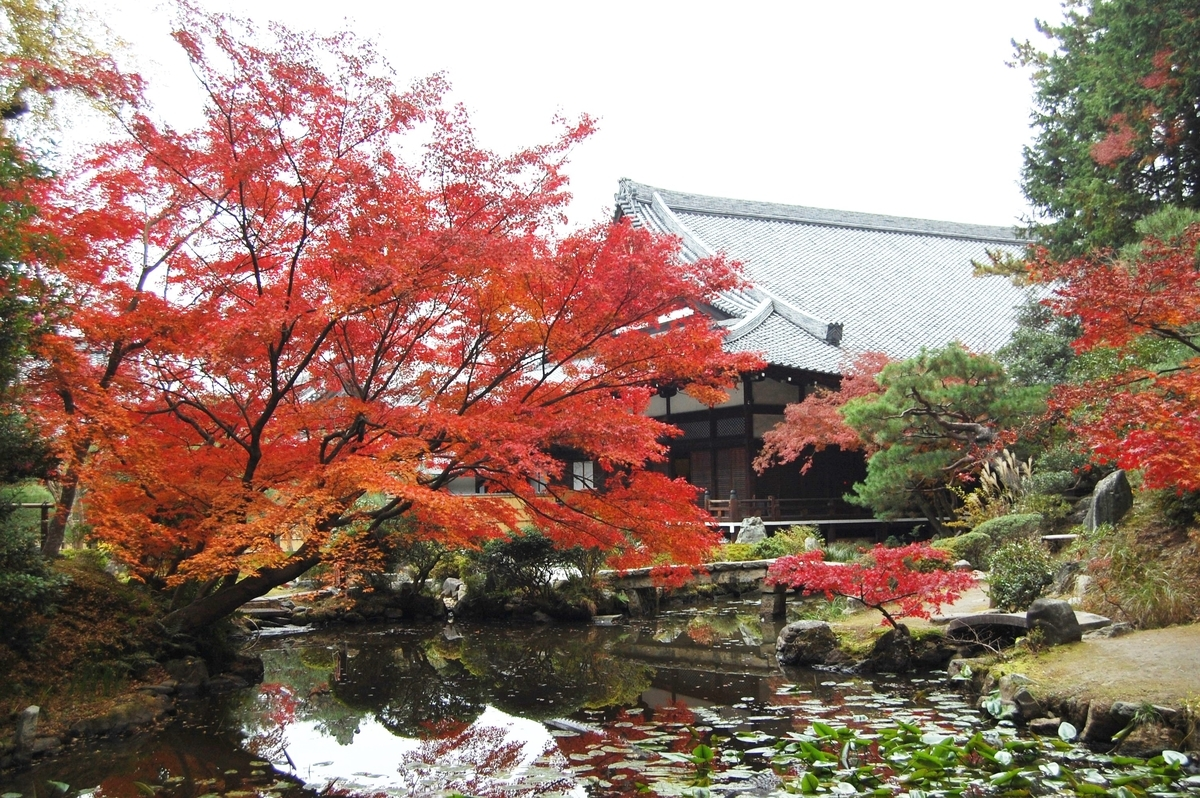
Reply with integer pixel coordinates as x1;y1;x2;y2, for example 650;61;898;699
75;0;1065;231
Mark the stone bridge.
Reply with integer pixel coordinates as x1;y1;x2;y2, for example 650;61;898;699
599;559;791;618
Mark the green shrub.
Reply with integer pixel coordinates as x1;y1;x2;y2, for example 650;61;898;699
430;550;473;584
821;541;863;563
973;513;1044;545
752;525;817;560
714;543;758;562
932;531;993;569
1014;492;1071;522
0;505;67;647
1148;488;1200;531
479;530;581;603
1025;470;1077;497
988;539;1055;611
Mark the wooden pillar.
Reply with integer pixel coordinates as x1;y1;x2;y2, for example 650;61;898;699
39;503;50;548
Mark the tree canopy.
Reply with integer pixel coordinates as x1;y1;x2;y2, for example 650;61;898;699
23;7;759;630
1031;219;1200;491
839;345;1046;536
752;352;889;475
1018;0;1200;256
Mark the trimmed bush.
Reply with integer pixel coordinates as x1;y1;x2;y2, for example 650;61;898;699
752;525;816;560
988;539;1055;611
973;513;1044;545
932;531;993;569
713;543;758;562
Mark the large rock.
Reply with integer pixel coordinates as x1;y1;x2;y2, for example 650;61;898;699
1083;469;1133;531
69;693;172;738
14;705;39;753
776;621;844;666
1081;701;1126;744
736;517;767;544
1026;598;1082;645
1115;722;1184;759
164;656;209;687
999;674;1043;721
860;626;913;673
164;656;209;698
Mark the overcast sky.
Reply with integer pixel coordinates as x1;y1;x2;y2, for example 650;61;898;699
76;0;1066;231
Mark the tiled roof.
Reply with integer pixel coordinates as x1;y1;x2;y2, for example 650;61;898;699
616;178;1029;376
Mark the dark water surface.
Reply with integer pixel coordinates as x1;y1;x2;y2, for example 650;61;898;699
2;599;1196;798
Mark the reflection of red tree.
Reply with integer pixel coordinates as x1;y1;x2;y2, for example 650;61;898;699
260;683;299;726
244;683;299;761
655;698;696;727
686;619;716;646
417;718;469;740
394;722;573;797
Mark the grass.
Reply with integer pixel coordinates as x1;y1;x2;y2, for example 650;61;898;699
1078;523;1199;629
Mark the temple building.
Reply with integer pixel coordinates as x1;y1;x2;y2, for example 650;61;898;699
614;179;1029;527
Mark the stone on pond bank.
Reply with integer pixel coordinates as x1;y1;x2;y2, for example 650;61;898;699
14;706;38;753
859;625;958;673
775;621;846;666
68;693;173;739
1026;598;1082;645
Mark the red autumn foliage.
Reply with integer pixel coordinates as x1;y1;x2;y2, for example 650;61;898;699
1091;113;1139;167
753;351;890;474
649;563;708;590
765;543;975;629
23;7;760;630
1029;227;1200;491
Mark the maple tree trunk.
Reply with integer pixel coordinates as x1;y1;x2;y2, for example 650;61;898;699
161;546;322;634
41;477;77;557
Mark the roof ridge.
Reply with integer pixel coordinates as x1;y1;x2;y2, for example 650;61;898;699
617;178;1024;245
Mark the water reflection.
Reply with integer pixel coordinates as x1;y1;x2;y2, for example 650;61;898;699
0;600;1058;798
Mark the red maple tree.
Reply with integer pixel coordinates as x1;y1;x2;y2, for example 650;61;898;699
1029;226;1200;491
24;7;761;630
765;543;975;629
753;351;889;474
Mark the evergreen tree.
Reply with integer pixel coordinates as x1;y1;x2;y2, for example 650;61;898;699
1018;0;1200;256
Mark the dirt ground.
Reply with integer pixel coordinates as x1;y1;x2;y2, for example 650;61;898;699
830;584;1200;707
1002;624;1200;706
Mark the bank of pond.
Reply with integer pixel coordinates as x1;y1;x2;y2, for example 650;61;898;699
2;599;1198;798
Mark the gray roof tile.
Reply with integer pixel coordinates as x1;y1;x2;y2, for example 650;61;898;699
617;178;1029;376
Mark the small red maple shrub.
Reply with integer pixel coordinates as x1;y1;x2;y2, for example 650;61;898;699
765;542;975;629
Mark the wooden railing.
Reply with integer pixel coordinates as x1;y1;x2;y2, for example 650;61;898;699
5;502;53;545
702;493;865;522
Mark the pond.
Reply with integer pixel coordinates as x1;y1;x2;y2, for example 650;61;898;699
2;599;1197;798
